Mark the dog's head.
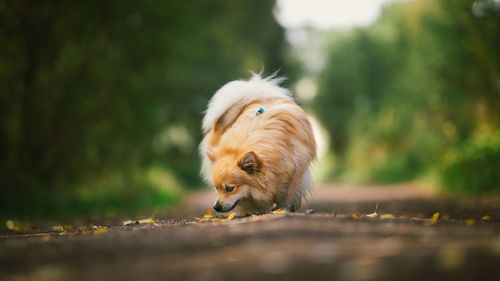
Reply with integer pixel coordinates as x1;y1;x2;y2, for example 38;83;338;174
210;151;266;212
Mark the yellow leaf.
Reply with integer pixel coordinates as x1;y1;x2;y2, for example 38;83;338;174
137;218;157;224
6;220;18;231
222;212;236;221
123;218;158;225
380;214;396;220
52;225;64;232
352;213;361;217
92;226;108;234
271;209;286;214
431;212;439;224
464;219;475;226
481;215;491;221
202;209;214;219
194;212;236;222
94;228;108;234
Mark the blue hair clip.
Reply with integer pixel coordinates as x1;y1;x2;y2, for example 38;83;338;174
256;107;264;116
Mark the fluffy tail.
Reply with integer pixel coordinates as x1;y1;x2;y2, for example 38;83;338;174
202;73;292;134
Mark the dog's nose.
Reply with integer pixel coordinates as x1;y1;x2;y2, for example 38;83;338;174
213;202;223;212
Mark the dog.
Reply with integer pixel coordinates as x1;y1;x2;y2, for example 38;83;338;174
199;74;317;216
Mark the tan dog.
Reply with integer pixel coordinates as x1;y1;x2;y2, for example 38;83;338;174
199;74;316;216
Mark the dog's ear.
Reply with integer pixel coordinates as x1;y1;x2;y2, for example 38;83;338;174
238;151;261;175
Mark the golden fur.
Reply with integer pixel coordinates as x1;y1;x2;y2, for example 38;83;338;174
200;78;316;216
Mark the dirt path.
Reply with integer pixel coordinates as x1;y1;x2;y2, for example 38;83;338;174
1;183;500;281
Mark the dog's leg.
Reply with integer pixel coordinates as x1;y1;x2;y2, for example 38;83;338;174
282;168;313;212
288;195;302;212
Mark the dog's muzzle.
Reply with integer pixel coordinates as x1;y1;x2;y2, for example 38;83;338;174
214;199;240;212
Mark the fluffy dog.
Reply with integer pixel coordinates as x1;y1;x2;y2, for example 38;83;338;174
199;74;316;216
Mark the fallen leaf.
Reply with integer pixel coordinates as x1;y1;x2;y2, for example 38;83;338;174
352;213;361;217
91;226;108;234
464;219;475;226
222;212;236;221
5;220;32;232
6;220;18;231
123;218;158;226
137;218;158;224
431;212;439;224
202;209;214;219
271;209;286;214
380;214;396;220
481;215;491;221
52;225;64;232
193;211;236;222
420;212;440;224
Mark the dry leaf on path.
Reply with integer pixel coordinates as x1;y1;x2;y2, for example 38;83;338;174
222;212;236;221
52;225;64;232
430;212;439;224
414;212;439;224
193;211;236;222
464;219;475;226
270;209;286;214
137;218;158;224
202;210;214;219
123;218;158;226
380;214;396;220
91;226;108;234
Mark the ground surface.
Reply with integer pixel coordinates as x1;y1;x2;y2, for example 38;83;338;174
1;183;500;281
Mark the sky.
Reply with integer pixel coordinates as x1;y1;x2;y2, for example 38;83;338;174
274;0;394;29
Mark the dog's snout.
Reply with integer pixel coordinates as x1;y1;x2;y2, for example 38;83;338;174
213;202;223;212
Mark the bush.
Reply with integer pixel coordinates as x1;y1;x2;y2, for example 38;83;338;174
441;135;500;193
312;0;500;191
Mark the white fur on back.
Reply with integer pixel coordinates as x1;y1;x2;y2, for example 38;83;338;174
202;74;292;133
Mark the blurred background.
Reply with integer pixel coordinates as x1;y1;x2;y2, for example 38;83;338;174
0;0;499;220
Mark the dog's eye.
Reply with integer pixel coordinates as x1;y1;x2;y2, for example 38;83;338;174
225;185;235;192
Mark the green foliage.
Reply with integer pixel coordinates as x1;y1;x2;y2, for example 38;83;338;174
3;181;180;219
441;135;500;193
314;0;500;190
0;0;290;218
